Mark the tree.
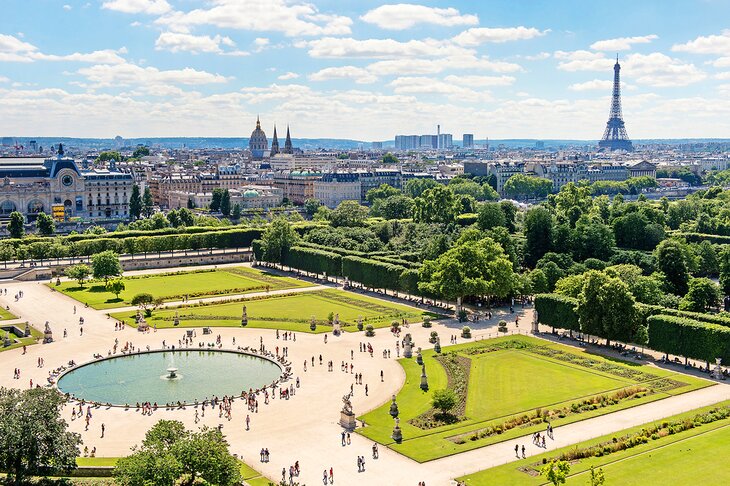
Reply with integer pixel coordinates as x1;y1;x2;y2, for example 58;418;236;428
524;207;553;267
0;387;81;485
655;239;691;295
573;218;614;261
303;198;322;216
115;420;241;486
210;188;223;212
612;212;664;250
129;184;142;219
373;195;414;220
92;250;122;283
503;174;553;199
132;146;150;158
576;271;636;344
588;466;606;486
528;268;549;294
143;187;154;217
382;153;399;165
35;211;55;235
477;202;506;230
178;208;195;226
721;246;730;295
366;183;400;204
403;178;438;198
413;185;459;224
65;264;91;288
231;203;241;220
419;237;516;309
330;200;369;227
260;218;299;263
167;210;181;228
431;389;457;416
106;278;126;299
540;460;570;486
131;292;155;316
220;189;231;216
680;277;721;312
500;200;517;232
7;211;24;239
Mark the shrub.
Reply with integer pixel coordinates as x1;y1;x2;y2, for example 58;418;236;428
365;324;375;337
461;326;471;338
498;320;508;333
422;316;432;328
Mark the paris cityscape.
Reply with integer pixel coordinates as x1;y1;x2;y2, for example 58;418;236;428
1;1;730;485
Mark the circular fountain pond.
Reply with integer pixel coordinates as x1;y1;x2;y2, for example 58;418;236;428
57;350;282;406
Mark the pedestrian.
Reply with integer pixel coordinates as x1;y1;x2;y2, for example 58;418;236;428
514;444;519;457
521;445;525;458
329;467;333;483
101;423;105;438
246;414;250;431
341;431;346;446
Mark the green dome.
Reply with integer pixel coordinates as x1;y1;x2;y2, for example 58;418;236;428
243;189;259;198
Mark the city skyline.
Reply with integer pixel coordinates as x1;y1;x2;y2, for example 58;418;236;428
2;1;730;140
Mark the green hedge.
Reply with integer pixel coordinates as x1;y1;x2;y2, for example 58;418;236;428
341;255;407;292
456;213;478;226
647;314;730;362
284;246;342;277
370;255;421;269
672;232;730;244
534;293;579;331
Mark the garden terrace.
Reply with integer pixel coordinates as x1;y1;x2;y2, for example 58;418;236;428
53;266;311;310
357;335;711;462
111;288;437;332
457;400;730;485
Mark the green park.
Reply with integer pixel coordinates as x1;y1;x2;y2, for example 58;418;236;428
54;265;311;309
111;288;437;332
457;400;730;485
358;335;711;462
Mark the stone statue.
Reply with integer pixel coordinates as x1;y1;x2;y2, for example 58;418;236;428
173;311;180;327
392;417;403;443
531;310;539;334
420;364;428;391
389;395;399;418
416;347;423;365
403;333;413;359
434;336;441;354
3;331;11;347
341;392;353;415
43;321;53;343
339;391;356;430
241;305;248;327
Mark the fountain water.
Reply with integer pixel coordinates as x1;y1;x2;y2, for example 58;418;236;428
162;353;181;380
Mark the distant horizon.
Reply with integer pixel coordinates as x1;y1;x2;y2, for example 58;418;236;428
3;1;730;139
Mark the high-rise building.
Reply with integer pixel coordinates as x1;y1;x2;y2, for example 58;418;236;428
462;134;474;148
420;135;437;149
438;133;453;149
394;135;420;150
371;141;383;149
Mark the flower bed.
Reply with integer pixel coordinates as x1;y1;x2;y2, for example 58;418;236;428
409;352;471;430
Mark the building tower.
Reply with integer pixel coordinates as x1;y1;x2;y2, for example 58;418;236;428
598;56;633;152
282;125;293;154
270;125;280;156
248;116;268;159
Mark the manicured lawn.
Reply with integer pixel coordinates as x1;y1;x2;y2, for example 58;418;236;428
357;335;712;462
0;323;41;353
54;266;311;309
76;457;119;467
458;400;730;485
0;306;17;320
111;288;436;333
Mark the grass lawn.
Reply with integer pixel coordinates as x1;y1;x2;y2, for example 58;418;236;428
54;266;311;310
357;335;712;462
0;323;41;353
111;288;437;333
0;306;17;320
457;400;730;485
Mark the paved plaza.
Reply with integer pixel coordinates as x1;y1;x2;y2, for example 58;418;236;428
0;265;728;485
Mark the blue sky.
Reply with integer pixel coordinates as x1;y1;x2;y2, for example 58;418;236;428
2;0;730;140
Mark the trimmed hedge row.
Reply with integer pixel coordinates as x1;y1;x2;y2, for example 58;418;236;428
341;255;407;292
284;246;342;277
672;232;730;244
534;293;580;331
647;314;730;363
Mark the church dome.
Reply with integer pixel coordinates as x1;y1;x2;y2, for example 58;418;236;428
243;189;259;198
248;117;268;159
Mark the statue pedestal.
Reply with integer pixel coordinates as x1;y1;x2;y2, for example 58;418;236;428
713;358;725;380
137;319;149;332
339;411;356;431
391;424;402;443
531;311;539;334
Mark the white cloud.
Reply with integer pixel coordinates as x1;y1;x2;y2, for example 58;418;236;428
590;35;658;51
555;50;613;71
625;52;706;87
672;30;730;54
156;0;352;37
523;52;550;61
443;74;515;87
76;62;229;88
568;79;613;91
710;57;730;68
389;76;493;102
155;32;237;54
298;36;473;59
453;26;547;46
309;66;377;84
63;4;72;11
277;72;300;80
102;0;170;15
0;76;9;83
0;35;127;64
360;4;478;30
714;72;730;80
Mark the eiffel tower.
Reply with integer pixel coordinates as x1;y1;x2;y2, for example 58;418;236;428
598;56;633;152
